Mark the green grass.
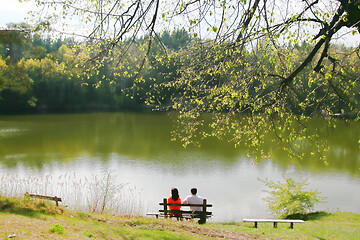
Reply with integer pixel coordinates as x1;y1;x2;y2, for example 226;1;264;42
215;212;360;240
0;195;62;217
0;195;359;239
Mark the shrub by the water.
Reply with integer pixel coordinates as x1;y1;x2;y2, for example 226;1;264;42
260;177;326;219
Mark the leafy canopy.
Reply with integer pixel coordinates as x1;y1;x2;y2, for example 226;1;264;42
18;0;360;161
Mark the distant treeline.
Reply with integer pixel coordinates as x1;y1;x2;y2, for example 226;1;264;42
0;29;358;115
0;29;192;113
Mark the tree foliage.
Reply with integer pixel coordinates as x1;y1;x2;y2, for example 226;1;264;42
0;30;195;112
260;177;326;219
6;0;360;160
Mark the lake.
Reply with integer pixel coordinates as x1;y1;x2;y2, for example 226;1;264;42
0;112;359;222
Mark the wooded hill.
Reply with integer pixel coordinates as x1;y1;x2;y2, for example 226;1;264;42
0;29;358;115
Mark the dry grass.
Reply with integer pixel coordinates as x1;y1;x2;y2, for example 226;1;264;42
0;172;144;215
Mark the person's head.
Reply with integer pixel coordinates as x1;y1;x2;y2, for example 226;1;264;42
191;188;197;195
171;187;179;201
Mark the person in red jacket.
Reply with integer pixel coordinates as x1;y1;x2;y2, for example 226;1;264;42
168;187;181;216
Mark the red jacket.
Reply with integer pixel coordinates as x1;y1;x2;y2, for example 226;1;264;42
168;197;181;215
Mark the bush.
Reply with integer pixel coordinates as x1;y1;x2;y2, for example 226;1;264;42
49;224;65;234
260;177;326;219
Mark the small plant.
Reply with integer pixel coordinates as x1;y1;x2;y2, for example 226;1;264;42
84;231;94;238
49;224;65;234
260;177;326;219
77;211;91;219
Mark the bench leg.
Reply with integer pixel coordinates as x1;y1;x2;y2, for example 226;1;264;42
254;222;257;228
290;223;294;229
273;222;277;228
198;216;206;224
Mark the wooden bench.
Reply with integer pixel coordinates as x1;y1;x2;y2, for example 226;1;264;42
25;192;62;206
243;219;304;229
147;198;213;224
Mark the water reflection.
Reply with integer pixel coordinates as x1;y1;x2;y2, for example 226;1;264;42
1;112;359;174
0;113;241;167
0;112;359;221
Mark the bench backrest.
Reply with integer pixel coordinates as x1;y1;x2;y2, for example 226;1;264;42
25;192;62;206
159;198;212;216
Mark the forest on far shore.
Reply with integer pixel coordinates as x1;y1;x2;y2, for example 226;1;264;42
0;28;358;115
0;28;194;113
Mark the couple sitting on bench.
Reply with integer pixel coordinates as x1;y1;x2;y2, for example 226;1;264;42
168;187;204;218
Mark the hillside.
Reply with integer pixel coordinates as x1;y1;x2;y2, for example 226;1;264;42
0;196;359;239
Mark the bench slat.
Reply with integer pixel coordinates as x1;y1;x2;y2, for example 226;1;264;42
159;210;212;215
25;192;62;206
243;218;304;229
147;213;212;219
243;219;304;223
160;203;213;207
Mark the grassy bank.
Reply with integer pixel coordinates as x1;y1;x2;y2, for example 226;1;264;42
0;196;359;239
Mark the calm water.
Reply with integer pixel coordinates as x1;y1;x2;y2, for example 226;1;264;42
0;112;359;222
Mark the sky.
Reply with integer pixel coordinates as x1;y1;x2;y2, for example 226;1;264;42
0;0;36;28
0;0;358;47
